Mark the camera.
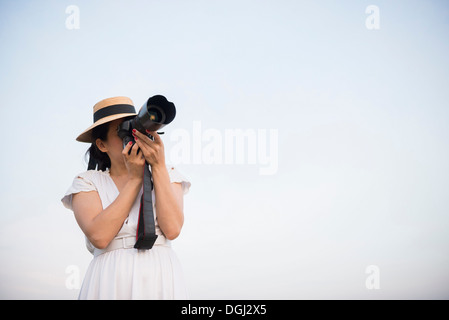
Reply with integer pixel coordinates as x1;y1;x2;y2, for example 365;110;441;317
117;95;176;147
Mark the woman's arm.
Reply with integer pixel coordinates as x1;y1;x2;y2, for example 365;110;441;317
72;141;144;249
72;178;142;249
133;129;185;240
152;166;184;240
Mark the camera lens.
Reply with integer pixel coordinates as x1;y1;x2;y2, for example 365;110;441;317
147;105;166;124
131;95;175;133
148;109;162;122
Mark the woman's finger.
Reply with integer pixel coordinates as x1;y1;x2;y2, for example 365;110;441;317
122;141;133;156
130;141;141;156
134;138;149;156
132;129;153;146
146;130;162;144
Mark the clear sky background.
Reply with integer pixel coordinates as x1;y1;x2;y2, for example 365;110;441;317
0;0;448;299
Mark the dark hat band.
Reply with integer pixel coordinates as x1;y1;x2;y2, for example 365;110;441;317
93;104;136;122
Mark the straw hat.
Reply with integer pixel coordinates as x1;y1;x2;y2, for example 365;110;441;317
76;96;137;143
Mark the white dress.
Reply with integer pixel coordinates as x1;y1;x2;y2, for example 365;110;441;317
61;164;191;300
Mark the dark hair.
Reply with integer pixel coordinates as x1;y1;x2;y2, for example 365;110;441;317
85;122;111;171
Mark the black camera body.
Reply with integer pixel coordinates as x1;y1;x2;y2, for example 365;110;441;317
117;95;176;147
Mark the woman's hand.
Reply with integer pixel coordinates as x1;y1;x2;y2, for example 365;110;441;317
132;129;166;169
122;140;145;180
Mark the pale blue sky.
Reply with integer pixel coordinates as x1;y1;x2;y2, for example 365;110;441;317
0;0;448;299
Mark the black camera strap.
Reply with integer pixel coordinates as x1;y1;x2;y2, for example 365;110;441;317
134;163;158;250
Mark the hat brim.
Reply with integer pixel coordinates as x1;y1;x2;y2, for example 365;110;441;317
76;113;136;143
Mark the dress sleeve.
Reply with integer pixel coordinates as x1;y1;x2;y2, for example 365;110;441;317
167;166;191;195
61;172;98;211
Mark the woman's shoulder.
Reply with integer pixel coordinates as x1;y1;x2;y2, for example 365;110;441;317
76;169;110;180
73;169;111;189
62;169;109;210
165;164;191;194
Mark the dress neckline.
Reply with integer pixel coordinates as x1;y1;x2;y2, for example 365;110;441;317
103;169;121;195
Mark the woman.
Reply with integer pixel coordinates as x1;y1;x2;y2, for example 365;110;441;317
61;96;190;299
